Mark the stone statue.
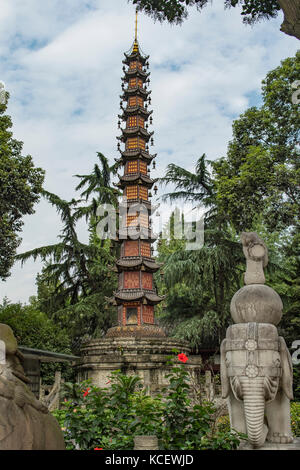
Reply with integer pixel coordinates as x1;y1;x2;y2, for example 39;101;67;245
220;233;294;448
0;324;65;450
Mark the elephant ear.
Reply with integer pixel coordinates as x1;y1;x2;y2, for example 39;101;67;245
220;339;229;398
279;337;293;400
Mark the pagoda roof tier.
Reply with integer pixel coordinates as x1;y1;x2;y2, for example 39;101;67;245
118;149;156;162
124;69;150;80
118;127;153;141
123;51;149;65
119;198;152;210
114;288;164;305
118;109;152;121
120;106;152;119
120;198;152;211
115;257;162;272
120;87;150;100
117;227;157;243
117;173;154;188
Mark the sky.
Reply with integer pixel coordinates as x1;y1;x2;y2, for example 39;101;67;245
0;0;299;303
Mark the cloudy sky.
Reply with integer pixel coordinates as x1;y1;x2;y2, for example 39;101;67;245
0;0;298;303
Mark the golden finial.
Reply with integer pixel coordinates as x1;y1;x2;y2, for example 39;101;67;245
133;8;139;53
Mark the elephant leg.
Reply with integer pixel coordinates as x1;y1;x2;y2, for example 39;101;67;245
265;389;293;443
227;391;247;434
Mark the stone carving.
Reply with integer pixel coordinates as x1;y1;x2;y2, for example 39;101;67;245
134;435;158;450
220;233;294;448
40;371;63;412
241;232;268;285
0;324;65;450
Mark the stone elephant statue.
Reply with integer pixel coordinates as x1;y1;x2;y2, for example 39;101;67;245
0;323;65;450
220;322;293;448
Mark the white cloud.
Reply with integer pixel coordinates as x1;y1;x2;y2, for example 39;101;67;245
0;0;298;302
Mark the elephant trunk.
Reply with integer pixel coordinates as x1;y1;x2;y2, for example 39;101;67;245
240;377;267;448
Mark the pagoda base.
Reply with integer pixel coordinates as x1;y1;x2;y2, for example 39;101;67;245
75;335;202;394
105;324;166;338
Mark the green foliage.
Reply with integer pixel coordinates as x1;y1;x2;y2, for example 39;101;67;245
130;0;280;25
0;298;70;351
156;166;244;347
53;359;245;450
157;229;244;347
157;52;300;367
0;95;44;280
213;52;300;233
290;402;300;437
16;153;119;352
0;298;72;383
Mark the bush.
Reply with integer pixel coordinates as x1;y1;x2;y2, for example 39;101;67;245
0;299;72;383
53;355;246;450
291;402;300;437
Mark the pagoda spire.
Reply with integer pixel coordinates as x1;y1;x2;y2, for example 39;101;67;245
133;9;139;54
106;15;165;339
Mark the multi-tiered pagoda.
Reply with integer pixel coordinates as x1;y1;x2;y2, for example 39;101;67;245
77;15;198;391
106;15;165;338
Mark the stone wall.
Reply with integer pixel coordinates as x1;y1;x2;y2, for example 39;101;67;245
76;336;204;395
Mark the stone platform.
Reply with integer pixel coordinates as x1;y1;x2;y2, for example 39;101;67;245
239;437;300;450
75;335;202;393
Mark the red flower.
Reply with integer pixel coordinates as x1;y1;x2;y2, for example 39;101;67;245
105;380;111;385
178;353;188;363
94;448;103;450
83;387;91;397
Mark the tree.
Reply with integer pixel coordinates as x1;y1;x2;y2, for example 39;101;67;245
74;152;120;223
0;95;45;280
158;158;244;347
0;297;72;383
213;51;300;233
0;297;71;353
16;154;119;351
157;225;244;348
16;190;117;351
158;53;300;395
130;0;300;40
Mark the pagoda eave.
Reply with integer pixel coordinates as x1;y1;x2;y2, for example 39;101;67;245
119;149;156;161
114;289;164;305
119;198;152;210
116;257;162;272
119;127;153;140
118;109;153;121
123;52;149;65
124;69;150;80
117;173;154;186
117;227;157;243
120;88;150;100
122;107;152;119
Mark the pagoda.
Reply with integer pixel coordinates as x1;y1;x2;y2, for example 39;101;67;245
106;11;165;338
77;14;199;394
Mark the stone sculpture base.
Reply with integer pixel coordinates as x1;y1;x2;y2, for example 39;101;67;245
239;437;300;450
76;336;202;394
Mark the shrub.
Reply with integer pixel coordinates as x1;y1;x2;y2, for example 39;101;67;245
291;402;300;437
53;355;246;450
